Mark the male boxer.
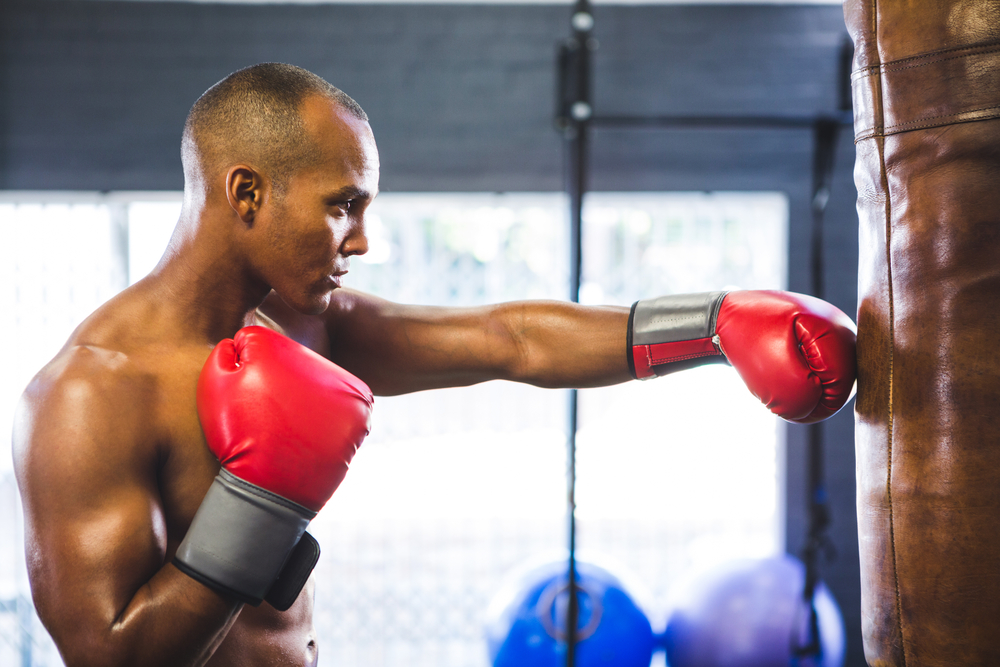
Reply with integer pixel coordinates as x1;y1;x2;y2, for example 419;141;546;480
12;63;856;667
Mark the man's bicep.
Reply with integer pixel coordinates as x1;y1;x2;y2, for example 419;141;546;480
14;376;167;645
324;288;519;395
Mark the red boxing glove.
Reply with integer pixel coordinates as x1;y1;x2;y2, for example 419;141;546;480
175;326;373;609
628;290;856;424
197;326;373;511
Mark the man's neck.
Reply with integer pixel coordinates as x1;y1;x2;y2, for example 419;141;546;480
143;205;270;344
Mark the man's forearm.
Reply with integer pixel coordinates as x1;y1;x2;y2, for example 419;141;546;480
496;300;632;388
61;564;241;667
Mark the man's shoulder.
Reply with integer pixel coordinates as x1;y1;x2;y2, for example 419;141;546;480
52;285;208;391
33;340;139;395
16;343;151;452
14;316;203;469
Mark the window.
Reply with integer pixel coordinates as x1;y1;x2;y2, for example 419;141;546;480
0;190;786;667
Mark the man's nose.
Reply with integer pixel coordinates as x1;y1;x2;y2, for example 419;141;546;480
342;218;369;257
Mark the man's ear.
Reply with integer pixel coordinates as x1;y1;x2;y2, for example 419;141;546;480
225;165;265;225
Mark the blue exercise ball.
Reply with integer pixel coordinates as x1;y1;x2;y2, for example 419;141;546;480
485;557;655;667
663;555;845;667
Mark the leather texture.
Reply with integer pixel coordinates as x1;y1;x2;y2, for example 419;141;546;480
629;290;857;424
197;326;374;512
174;470;314;605
848;2;1000;665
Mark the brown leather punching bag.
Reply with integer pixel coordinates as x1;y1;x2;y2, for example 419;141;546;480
849;1;1000;665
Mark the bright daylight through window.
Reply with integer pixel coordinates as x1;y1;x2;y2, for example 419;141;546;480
0;190;787;667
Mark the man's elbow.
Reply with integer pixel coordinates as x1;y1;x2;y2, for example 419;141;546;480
495;303;542;385
44;616;145;667
56;633;128;667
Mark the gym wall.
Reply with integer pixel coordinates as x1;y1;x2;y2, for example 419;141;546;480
0;2;862;665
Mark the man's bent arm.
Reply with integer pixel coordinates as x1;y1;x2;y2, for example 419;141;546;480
12;351;241;667
324;288;632;395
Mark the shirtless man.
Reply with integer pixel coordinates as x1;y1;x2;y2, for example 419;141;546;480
11;63;857;667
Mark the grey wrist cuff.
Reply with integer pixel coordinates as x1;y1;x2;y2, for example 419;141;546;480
628;291;729;379
174;469;317;606
631;291;727;345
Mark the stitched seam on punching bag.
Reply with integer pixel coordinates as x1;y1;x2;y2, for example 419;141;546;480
872;3;907;657
855;103;1000;139
884;106;1000;133
881;41;1000;71
853;39;1000;141
880;133;907;667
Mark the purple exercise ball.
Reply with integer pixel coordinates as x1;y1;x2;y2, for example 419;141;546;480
663;555;845;667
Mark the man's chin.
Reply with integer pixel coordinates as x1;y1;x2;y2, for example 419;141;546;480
277;289;334;316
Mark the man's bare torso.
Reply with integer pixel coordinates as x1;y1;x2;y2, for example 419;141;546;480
24;282;326;666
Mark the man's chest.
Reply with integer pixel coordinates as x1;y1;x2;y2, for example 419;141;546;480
139;322;330;553
138;347;317;650
137;347;221;553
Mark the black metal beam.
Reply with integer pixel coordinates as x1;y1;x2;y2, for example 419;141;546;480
795;37;853;663
556;2;595;666
592;111;852;130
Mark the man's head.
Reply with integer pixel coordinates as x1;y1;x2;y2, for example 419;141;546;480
181;63;380;315
181;63;367;195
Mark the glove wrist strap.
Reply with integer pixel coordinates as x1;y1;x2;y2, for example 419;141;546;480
174;469;317;607
628;291;729;380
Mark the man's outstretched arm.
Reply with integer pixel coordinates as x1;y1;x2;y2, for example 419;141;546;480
323;289;632;396
12;349;241;667
321;288;857;424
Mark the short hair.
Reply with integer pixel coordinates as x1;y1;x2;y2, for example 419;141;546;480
181;63;367;193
